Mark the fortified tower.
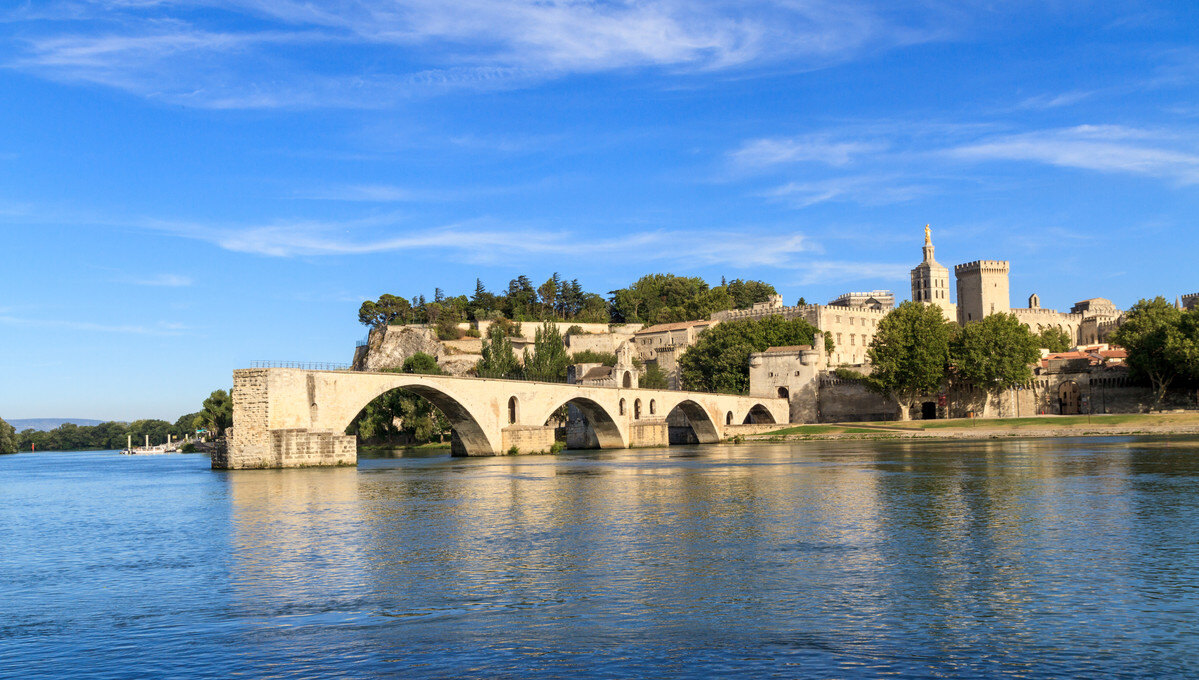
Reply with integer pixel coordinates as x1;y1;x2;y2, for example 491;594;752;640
955;259;1010;324
909;225;954;320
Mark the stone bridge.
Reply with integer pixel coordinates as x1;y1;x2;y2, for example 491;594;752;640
215;367;789;469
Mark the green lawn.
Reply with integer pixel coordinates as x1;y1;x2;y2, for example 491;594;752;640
852;412;1199;431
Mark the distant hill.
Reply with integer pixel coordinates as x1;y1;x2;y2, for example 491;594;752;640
6;418;108;432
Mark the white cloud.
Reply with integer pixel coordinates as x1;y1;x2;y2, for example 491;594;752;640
791;260;911;285
129;273;193;287
947;125;1199;184
731;135;886;168
0;315;186;336
0;1;949;108
765;175;932;207
142;217;814;268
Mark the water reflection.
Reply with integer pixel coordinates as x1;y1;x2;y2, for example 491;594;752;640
23;437;1188;678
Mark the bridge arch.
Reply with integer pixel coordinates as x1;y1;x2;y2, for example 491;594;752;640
536;396;626;449
342;379;497;456
742;403;776;424
664;398;721;444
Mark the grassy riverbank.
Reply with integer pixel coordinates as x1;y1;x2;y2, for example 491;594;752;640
748;412;1199;442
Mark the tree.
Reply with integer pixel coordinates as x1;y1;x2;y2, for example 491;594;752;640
0;417;16;454
951;313;1042;416
358;294;413;328
401;352;445;375
199;389;233;438
640;363;669;389
538;274;560;318
1111;297;1199;408
477;323;521;378
865;302;954;420
678;315;821;393
1037;327;1072;353
523;322;570;382
569;350;618;366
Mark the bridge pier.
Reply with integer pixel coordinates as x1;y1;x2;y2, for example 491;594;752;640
500;425;557;455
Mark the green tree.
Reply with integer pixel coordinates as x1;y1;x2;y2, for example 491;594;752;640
678;315;821;393
199;390;233;438
951;313;1042;416
401;352;445;375
569;350;618;366
865;302;954;420
128;419;174;446
1111;297;1199;407
640;363;669;389
173;411;202;437
0;417;16;454
477;323;521;378
1037;326;1073;353
358;294;413;328
523;322;570;382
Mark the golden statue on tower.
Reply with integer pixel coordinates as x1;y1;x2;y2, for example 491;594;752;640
924;224;931;245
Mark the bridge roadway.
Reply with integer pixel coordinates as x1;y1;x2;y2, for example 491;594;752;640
216;367;789;469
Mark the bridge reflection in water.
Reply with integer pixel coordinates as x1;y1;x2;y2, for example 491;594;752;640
218;439;1192;677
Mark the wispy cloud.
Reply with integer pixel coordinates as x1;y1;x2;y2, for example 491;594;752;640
0;315;186;336
731;134;886;169
764;175;932;207
127;273;193;287
791;261;912;285
947;125;1199;184
142;217;814;268
0;1;953;108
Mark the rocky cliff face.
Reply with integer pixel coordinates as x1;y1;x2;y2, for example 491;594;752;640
352;326;443;371
351;325;482;376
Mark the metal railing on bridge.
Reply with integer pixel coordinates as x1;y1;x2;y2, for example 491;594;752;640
249;360;354;371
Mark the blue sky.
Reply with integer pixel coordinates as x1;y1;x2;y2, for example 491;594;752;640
2;1;1198;421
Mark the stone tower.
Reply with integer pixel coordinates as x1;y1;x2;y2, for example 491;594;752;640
954;260;1010;324
909;225;954;319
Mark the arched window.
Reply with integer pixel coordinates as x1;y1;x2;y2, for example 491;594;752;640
777;387;789;399
507;396;518;424
634;399;642;419
622;372;632;388
649;399;656;415
725;411;733;425
619;398;626;416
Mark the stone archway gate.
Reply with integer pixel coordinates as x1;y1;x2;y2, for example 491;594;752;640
214;367;789;469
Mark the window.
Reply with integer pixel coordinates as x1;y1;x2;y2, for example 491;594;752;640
634;399;642;420
619;399;626;415
507;397;518;424
649;400;656;415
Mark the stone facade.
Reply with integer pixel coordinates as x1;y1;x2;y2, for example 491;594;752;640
748;335;826;423
828;290;895;311
955;260;1011;324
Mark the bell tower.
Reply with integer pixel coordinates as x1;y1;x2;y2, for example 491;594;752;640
909;225;954;320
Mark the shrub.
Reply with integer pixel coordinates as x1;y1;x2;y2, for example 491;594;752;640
566;325;586;336
550;441;566;454
507;445;520;455
464;328;481;338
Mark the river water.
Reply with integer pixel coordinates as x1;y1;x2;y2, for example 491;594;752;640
2;438;1198;679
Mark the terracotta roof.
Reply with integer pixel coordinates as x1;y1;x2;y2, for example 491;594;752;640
635;319;714;334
